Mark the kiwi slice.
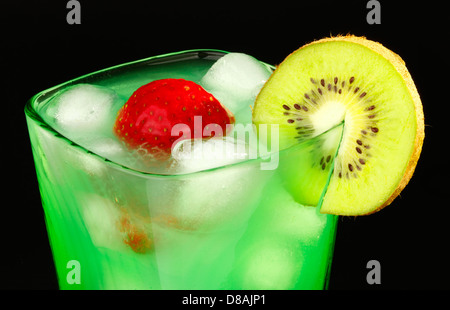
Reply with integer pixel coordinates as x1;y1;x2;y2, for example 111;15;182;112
253;35;424;215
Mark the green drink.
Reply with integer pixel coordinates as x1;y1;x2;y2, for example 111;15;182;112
25;50;341;289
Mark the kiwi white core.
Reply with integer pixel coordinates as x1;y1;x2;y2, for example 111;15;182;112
310;100;346;137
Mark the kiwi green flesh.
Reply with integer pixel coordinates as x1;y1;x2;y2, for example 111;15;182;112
253;40;418;215
277;123;344;208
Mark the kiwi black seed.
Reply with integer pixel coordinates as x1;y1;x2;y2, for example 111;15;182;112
279;75;378;179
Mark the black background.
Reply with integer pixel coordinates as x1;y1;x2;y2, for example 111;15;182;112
2;0;449;290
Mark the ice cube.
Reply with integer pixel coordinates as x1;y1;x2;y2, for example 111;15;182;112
240;240;302;290
39;84;153;172
43;84;123;140
171;137;252;174
147;137;268;230
157;165;264;231
87;137;127;159
233;105;253;125
80;194;124;251
200;53;272;117
266;188;327;243
76;136;131;166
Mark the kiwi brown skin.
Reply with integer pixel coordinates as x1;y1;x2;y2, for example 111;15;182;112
291;35;424;215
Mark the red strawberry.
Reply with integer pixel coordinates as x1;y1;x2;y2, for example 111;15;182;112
114;78;235;159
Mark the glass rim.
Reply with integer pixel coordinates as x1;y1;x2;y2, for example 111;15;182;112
25;49;343;179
